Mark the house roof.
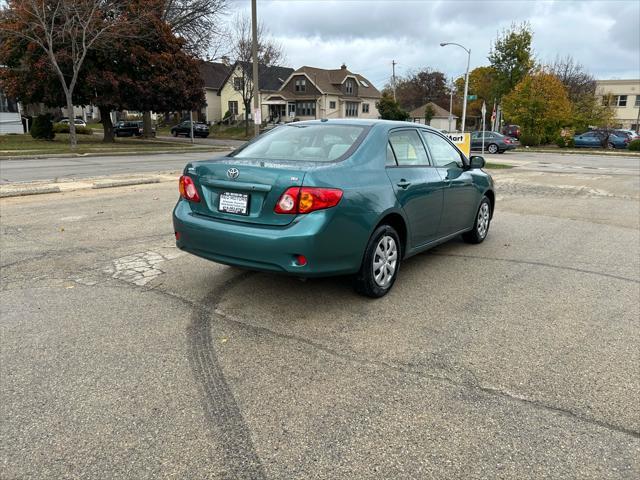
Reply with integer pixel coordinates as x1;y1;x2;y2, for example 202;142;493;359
292;66;382;98
199;61;232;90
227;62;295;92
409;102;456;119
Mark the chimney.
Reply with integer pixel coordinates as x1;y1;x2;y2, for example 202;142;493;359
340;63;347;70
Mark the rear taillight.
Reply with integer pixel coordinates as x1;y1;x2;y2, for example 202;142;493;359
179;175;201;202
274;187;343;214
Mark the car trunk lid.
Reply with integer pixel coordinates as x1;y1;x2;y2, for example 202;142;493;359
188;158;309;226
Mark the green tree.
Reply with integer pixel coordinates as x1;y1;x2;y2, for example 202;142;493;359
424;104;435;125
488;22;534;100
570;94;615;132
455;66;497;118
376;93;410;121
502;71;571;145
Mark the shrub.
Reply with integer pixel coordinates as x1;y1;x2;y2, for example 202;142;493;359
629;139;640;151
555;136;575;148
30;114;55;140
519;132;542;147
53;123;94;135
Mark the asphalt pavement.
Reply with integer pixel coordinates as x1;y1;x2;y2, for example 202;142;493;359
1;154;639;479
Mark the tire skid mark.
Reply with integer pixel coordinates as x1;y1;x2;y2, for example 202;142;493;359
186;271;267;480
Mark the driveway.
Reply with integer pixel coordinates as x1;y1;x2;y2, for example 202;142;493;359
1;161;639;478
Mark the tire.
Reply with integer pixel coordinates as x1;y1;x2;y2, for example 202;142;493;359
354;225;401;298
487;143;499;154
607;142;614;149
172;130;177;137
462;196;492;244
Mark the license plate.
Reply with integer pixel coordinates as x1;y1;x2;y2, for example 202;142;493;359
219;192;249;215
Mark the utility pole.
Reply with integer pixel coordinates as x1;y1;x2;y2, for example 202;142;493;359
448;79;454;132
392;60;397;101
251;0;260;137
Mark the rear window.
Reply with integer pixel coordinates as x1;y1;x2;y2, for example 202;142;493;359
232;124;367;162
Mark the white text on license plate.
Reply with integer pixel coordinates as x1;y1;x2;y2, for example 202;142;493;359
219;192;249;215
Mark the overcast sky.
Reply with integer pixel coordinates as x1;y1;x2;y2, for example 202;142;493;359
227;0;640;89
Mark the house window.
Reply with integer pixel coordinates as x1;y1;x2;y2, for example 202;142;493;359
635;95;640;107
345;80;354;95
295;78;306;92
329;101;336;109
362;103;370;113
228;101;238;115
345;102;358;117
296;101;316;117
616;95;627;107
233;77;243;91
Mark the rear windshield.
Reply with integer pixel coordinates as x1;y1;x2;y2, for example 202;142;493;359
232;124;367;162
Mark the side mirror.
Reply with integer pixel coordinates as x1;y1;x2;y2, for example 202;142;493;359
469;156;485;169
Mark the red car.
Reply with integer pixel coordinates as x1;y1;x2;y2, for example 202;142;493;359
501;124;520;139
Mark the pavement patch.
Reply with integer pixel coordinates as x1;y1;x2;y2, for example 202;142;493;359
102;248;184;286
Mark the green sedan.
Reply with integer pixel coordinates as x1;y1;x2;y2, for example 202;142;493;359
173;119;494;297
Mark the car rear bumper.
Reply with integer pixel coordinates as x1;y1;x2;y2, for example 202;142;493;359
173;199;370;277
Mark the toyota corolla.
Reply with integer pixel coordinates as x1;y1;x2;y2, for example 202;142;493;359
173;119;494;297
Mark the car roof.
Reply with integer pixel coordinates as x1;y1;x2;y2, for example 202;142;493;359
290;118;446;133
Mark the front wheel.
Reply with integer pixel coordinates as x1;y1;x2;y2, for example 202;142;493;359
487;143;499;154
607;142;615;149
172;130;177;137
354;225;401;298
462;196;491;244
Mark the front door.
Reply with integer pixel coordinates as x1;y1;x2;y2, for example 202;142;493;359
385;129;445;247
421;130;479;235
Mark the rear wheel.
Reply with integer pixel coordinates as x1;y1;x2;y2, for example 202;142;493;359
354;225;401;298
172;130;177;137
463;196;491;244
607;142;615;149
487;143;499;154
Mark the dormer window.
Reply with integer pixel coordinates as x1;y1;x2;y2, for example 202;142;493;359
295;78;306;92
346;80;354;95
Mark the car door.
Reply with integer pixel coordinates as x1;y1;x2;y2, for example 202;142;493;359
470;132;481;150
421;130;479;236
385;129;445;247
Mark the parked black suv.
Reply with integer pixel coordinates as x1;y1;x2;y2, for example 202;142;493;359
114;121;156;137
170;121;210;138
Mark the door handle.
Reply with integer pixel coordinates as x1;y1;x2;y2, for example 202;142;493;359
396;180;411;189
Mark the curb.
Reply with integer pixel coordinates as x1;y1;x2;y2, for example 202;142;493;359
0;186;61;198
0;147;228;161
92;178;160;189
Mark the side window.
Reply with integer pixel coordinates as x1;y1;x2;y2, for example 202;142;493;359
386;142;397;166
422;131;464;168
388;130;429;166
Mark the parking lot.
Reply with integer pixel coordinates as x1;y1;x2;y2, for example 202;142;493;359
1;152;639;479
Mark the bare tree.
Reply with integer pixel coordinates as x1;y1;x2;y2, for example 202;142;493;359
162;0;228;58
548;55;596;101
228;13;284;135
0;0;130;148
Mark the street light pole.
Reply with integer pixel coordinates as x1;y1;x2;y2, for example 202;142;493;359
251;0;260;138
440;42;471;132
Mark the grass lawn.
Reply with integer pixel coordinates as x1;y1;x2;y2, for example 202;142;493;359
485;162;515;169
0;133;220;157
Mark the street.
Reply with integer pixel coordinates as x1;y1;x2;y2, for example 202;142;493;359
1;150;638;185
1;152;638;479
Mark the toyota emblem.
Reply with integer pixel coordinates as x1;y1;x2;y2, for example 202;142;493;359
227;168;239;179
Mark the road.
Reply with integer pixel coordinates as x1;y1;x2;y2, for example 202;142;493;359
1;160;638;478
1;150;638;185
0;150;231;184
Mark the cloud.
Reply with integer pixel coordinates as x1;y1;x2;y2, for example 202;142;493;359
226;0;640;88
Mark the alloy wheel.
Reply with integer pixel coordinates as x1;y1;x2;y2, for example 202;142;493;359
372;235;398;287
477;202;490;238
488;144;498;154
